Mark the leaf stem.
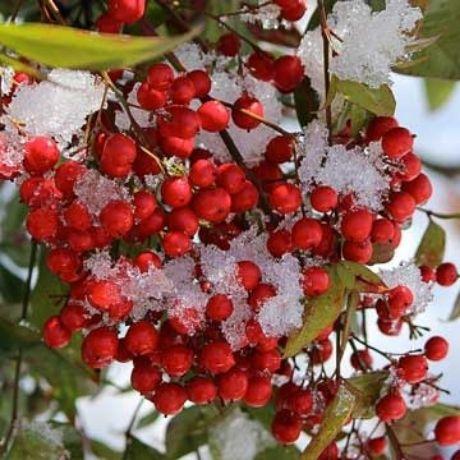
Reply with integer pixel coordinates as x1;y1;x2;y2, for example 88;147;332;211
418;207;460;220
122;398;144;459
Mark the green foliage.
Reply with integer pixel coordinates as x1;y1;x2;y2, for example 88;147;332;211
396;0;460;79
301;383;357;459
124;437;165;459
328;77;396;117
415;220;446;268
0;23;199;71
255;445;301;460
347;372;389;418
424;78;457;110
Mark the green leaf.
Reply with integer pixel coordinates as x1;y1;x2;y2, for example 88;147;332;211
0;53;42;79
0;316;40;354
255;445;301;460
6;423;68;460
415;220;446;268
90;439;122;460
124;437;165;460
424;78;456;110
294;76;320;127
165;406;218;459
448;290;460;321
369;242;395;265
331;77;396;116
347;372;389;418
136;409;160;429
284;264;345;358
395;0;460;79
0;23;200;71
300;383;357;459
50;423;84;459
0;262;26;304
337;261;383;287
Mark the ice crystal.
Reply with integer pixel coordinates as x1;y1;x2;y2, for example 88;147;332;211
0;66;15;95
298;0;423;88
209;408;275;460
239;2;282;29
74;169;130;217
380;261;433;315
403;381;439;410
23;421;65;447
4;69;106;147
299;121;390;210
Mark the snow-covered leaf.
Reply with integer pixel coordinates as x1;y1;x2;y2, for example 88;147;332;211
0;23;199;71
395;0;460;79
284;264;345;358
301;383;357;459
415;220;446;268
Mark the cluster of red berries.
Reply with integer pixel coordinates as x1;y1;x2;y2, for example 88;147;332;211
1;0;459;454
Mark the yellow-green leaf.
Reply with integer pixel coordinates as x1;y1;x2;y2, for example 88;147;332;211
284;265;345;358
424;78;456;111
415;220;446;268
0;23;200;71
0;53;42;79
331;77;396;116
347;372;389;418
301;383;357;459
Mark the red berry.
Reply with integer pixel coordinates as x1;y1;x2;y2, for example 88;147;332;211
399;152;422;182
302;266;330;296
232;94;264;130
198;101;230;132
163;231;191;257
367;436;387;456
435;416;460;446
186;376;217;404
271;410;302;444
192;188;232;223
217;163;246;195
350;349;373;370
382;127;413;159
311;186;338;212
217;33;241;56
397;354;428;384
292;217;323;250
247;52;274;81
64;201;92;231
218;368;248;401
153;382;187;415
387;285;413;318
43;316;71;349
273;55;303;93
436;262;458;286
206;294;234;321
26;207;59;241
341;209;374;242
23;136;60;175
107;0;145;24
269;183;302;214
248;283;277;312
376;393;406;422
170;75;196;104
159;134;195;159
237;261;262;291
161;344;193;377
402;173;433;204
243;375;272;407
189;159;217;188
162;176;192;208
100;200;134;238
147;63;174;91
366;116;398;141
187;70;212;97
133;250;162;272
267;229;293;257
386;191;416;222
124;321;159;356
199;341;235;374
46;248;81;282
55;160;85;198
137;82;167;110
133;190;157;221
310;339;333;364
425;336;449;361
96;13;122;33
168;207;198;237
420;265;436;283
131;361;162;394
280;0;306;21
101;133;137;178
343;240;373;263
231;180;259;212
158;106;200;140
82;327;119;369
371;218;395;244
60;302;87;332
265;135;294;164
252;348;281;372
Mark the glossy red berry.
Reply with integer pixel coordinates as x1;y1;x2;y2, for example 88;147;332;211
292;217;323;250
342;240;373;263
269;183;302;214
366;116;398;141
187;70;211;97
217;33;241;56
137;82;167;110
124;321;159;356
162;176;192;208
376;393;407;422
218;368;248;401
186;376;217;404
82;327;119;369
402;173;433;204
350;349;373;370
243;375;272;407
131;361;162;394
247;52;275;81
199;341;235;374
366;436;387;456
382;127;413;159
434;416;460;446
425;336;449;361
273;55;304;92
161;344;193;377
107;0;145;24
271;410;302;444
311;186;338;212
43;316;71;349
341;209;374;242
397;354;428;384
100;200;134;238
198;101;230;132
147;63;174;90
206;294;234;321
436;263;458;286
232;94;264;130
153;382;187;415
237;261;262;291
265;135;294;163
192;188;232;223
302;266;330;296
386;191;416;222
23;136;60;175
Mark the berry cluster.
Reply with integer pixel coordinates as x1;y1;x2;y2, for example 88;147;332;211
1;0;459;456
